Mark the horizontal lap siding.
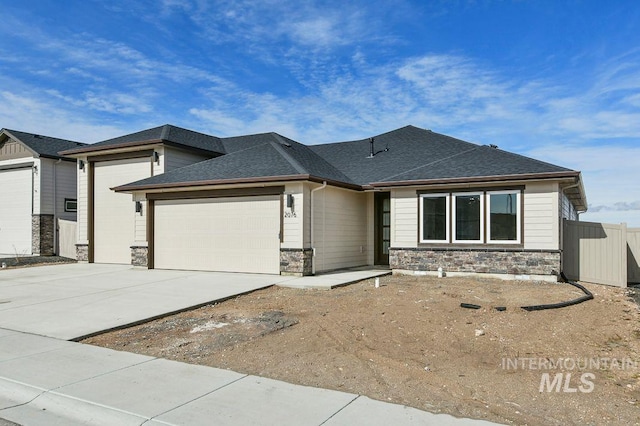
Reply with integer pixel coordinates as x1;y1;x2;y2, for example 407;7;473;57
392;189;418;248
164;147;212;172
524;182;559;250
313;187;367;272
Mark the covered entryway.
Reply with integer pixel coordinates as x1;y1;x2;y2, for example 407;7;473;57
93;158;151;263
153;195;281;274
0;166;32;255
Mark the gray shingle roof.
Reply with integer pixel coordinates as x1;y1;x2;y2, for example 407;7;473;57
60;124;225;155
116;133;355;190
1;129;86;159
309;125;574;185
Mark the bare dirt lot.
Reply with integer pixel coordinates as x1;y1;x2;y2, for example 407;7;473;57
85;275;640;425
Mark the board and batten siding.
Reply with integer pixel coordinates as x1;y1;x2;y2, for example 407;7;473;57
312;186;368;272
523;182;560;250
391;188;418;248
39;159;77;220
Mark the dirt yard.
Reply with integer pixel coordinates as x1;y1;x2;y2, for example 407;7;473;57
85;275;640;425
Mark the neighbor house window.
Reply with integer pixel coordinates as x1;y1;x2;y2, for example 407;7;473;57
64;198;77;212
453;193;484;243
420;194;449;242
487;191;521;243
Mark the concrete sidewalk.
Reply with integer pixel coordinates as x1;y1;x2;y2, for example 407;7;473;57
0;330;497;426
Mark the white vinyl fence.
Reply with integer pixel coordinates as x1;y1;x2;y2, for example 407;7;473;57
563;220;640;287
57;219;77;259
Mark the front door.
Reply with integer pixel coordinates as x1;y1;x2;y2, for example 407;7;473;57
375;192;390;265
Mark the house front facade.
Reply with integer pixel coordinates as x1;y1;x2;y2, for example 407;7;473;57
61;124;586;281
0;129;84;256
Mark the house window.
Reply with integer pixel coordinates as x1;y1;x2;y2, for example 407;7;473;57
487;191;520;243
64;198;77;212
453;193;484;243
420;194;449;242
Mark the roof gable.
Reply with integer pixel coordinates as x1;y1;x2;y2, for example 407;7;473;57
0;129;86;160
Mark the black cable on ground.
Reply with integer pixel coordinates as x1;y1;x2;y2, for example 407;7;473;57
460;272;594;312
520;272;594;311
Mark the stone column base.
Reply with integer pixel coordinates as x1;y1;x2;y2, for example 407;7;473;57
131;246;149;267
280;248;313;276
76;244;89;262
32;214;54;255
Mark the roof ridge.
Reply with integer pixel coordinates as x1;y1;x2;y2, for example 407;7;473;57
378;146;482;182
160;124;171;140
269;135;307;175
479;145;574;172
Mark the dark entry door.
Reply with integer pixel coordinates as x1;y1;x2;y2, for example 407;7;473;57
375;192;391;265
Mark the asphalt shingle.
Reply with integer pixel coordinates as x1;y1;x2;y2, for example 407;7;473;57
2;129;86;159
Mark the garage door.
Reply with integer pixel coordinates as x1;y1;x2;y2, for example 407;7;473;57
0;167;32;255
154;196;281;274
94;158;150;264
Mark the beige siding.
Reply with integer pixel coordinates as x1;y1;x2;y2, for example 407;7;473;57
312;186;368;272
164;147;211;172
391;188;418;248
524;182;560;250
282;183;303;249
366;192;375;265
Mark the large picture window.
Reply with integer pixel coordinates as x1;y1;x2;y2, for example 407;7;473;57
418;189;521;245
453;193;483;243
420;194;449;242
487;191;520;243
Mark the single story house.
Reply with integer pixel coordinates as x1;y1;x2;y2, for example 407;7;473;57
61;124;587;280
0;129;85;256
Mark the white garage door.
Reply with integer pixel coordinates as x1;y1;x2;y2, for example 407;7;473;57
94;158;150;264
0;167;32;255
154;196;281;274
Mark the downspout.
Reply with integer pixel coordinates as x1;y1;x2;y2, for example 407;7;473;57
310;181;327;275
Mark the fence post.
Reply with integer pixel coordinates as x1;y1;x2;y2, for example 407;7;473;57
621;222;628;288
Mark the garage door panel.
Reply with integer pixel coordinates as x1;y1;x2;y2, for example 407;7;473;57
93;158;150;264
154;196;280;274
0;168;32;255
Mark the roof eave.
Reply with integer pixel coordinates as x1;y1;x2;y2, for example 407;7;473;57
364;171;581;189
113;174;362;193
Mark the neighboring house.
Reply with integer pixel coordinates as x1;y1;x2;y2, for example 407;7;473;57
61;124;586;281
0;129;85;256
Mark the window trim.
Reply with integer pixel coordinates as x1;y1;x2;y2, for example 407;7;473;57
487;190;521;244
452;192;484;244
64;198;78;213
419;193;450;243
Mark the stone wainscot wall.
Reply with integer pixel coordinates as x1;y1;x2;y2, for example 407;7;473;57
390;247;561;277
280;248;313;276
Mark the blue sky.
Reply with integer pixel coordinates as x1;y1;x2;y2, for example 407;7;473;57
1;0;639;225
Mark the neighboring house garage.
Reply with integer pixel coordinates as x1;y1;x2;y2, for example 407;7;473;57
151;193;282;273
0;165;32;255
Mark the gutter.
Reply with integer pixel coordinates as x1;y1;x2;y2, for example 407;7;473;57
310;181;327;275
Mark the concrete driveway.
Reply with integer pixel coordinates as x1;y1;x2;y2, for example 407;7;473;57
0;264;295;340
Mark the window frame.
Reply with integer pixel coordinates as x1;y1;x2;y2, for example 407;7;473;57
486;190;521;244
419;193;450;243
452;192;485;244
64;198;78;213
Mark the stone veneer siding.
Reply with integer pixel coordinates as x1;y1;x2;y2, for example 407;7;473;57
131;246;149;267
32;214;54;255
390;247;561;277
280;248;313;276
76;244;89;262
